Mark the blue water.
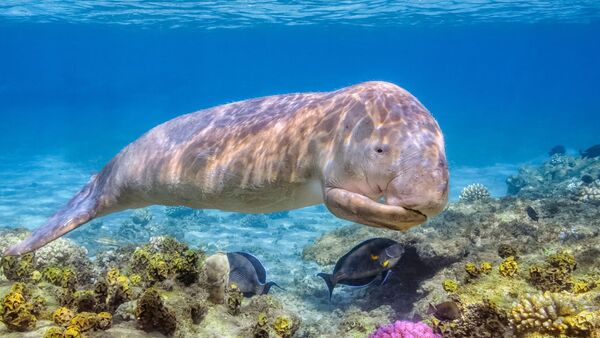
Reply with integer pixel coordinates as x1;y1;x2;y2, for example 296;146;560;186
0;2;599;334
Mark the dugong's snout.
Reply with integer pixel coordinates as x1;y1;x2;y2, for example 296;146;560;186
385;156;449;220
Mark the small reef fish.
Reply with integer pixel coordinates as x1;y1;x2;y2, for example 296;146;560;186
526;206;539;222
548;145;566;156
580;144;600;159
226;252;280;297
317;238;404;300
427;301;461;321
93;237;122;247
581;174;594;184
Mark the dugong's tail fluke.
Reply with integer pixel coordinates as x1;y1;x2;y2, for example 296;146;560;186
4;179;102;256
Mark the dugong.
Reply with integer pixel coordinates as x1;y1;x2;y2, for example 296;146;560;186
6;81;448;255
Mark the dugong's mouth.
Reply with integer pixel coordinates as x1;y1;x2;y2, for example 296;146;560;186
323;187;428;231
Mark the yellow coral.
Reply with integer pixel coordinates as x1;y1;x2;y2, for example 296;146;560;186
130;274;142;285
96;311;112;330
63;325;81;338
257;312;268;326
547;251;576;273
464;263;480;278
43;326;64;338
442;279;459;293
69;312;97;331
42;267;63;285
106;268;121;285
1;285;38;332
0;253;34;281
61;268;77;289
572;280;594;294
52;307;74;326
563;310;598;335
273;315;293;337
480;262;492;274
3;291;26;312
31;270;42;282
499;256;518;277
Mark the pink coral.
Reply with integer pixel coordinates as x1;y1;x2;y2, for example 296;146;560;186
369;320;441;338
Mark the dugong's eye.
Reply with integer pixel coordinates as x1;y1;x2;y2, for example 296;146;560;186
374;144;389;154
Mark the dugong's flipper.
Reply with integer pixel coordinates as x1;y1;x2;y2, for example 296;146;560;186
4;179;102;255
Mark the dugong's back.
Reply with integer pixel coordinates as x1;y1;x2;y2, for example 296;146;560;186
107;90;332;212
5;81;448;256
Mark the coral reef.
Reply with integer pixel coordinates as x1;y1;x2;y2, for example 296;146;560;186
499;256;518;277
442;279;458;293
1;282;41;331
436;299;510;337
369;320;441;338
458;183;491;203
129;236;204;286
509;291;599;336
135;287;177;335
302;155;600;338
1;152;599;337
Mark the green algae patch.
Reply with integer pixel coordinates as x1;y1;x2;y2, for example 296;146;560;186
459;271;537;310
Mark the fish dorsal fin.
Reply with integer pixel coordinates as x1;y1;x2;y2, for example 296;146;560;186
235;252;267;284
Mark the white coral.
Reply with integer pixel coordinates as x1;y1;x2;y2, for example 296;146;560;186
576;180;600;203
459;183;491;203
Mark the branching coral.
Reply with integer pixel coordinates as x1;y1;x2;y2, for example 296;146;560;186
459;183;491;203
509;292;599;336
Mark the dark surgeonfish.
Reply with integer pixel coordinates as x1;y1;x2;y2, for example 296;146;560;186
526;206;539;222
226;252;281;297
427;301;461;321
317;238;404;300
580;144;600;159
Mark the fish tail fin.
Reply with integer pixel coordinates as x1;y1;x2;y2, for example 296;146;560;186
261;281;283;295
427;303;436;315
317;273;335;301
4;177;104;256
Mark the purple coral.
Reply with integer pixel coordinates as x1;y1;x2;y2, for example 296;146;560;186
369;320;441;338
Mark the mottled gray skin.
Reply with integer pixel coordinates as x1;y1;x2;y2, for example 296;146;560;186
6;81;449;256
